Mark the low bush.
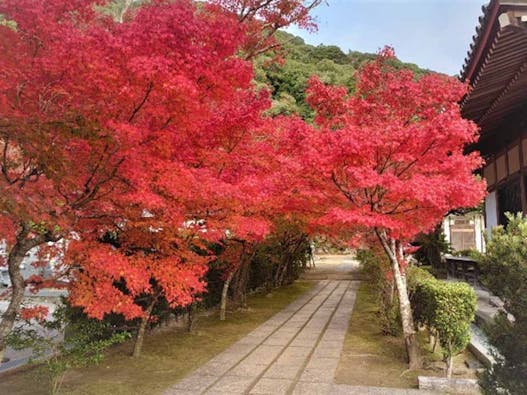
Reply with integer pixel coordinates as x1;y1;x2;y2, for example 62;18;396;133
7;304;129;395
408;267;476;378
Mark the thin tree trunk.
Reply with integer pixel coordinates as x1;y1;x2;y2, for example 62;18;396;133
446;356;453;378
280;237;305;286
219;270;235;321
132;295;157;358
234;251;250;309
51;370;67;395
0;251;26;363
376;229;421;369
273;258;284;288
446;343;453;378
0;224;43;363
186;303;194;332
278;259;289;286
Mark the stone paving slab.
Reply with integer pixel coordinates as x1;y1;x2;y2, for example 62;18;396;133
263;363;301;380
250;377;293;394
292;382;332;395
204;375;253;394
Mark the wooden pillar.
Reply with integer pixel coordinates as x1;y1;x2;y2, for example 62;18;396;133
519;138;527;214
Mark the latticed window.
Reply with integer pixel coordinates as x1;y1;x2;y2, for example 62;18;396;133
450;216;476;251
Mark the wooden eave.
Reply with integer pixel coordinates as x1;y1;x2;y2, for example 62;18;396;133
460;1;527;133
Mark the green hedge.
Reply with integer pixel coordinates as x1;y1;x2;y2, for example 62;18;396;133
409;267;476;376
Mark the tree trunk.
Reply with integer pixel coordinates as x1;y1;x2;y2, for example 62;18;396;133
219;270;235;321
0;251;26;363
0;226;38;363
387;276;395;306
446;355;453;378
233;254;249;309
239;264;248;310
51;370;67;395
376;229;421;369
273;258;284;288
446;343;453;378
118;0;133;23
278;255;289;286
132;295;157;358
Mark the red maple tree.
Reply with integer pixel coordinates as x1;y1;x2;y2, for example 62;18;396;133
0;0;321;359
0;0;132;361
279;48;486;368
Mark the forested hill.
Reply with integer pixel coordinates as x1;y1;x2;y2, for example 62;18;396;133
255;31;429;119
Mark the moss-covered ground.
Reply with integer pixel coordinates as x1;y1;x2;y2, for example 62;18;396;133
335;282;478;388
0;281;314;395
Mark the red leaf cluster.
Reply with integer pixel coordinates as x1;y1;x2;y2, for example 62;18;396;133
278;48;486;242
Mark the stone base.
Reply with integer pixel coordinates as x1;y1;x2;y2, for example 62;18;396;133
418;376;480;394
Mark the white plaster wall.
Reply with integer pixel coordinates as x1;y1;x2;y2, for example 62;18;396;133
485;191;498;239
474;213;485;253
442;216;451;245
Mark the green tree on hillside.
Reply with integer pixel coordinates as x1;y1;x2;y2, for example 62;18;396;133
256;31;429;119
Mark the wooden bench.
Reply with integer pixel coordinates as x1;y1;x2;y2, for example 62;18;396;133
445;255;480;285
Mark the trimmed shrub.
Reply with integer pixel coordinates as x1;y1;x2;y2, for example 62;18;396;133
409;268;477;377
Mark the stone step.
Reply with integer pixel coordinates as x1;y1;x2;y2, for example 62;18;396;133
469;324;497;368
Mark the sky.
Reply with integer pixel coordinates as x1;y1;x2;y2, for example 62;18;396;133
286;0;486;76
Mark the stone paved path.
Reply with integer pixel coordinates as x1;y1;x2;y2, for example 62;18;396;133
166;280;358;394
166;255;436;394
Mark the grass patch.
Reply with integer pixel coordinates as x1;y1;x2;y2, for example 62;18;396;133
335;282;478;388
0;281;314;395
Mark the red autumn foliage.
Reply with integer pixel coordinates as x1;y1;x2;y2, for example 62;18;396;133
292;47;487;241
0;0;254;342
19;305;49;322
210;0;322;58
0;0;485;369
0;0;320;346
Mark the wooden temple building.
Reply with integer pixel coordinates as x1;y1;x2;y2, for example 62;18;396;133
461;0;527;232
